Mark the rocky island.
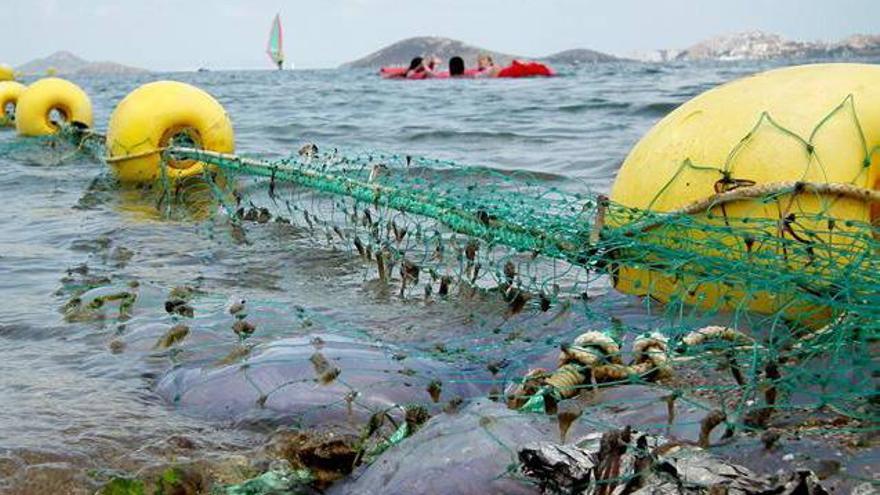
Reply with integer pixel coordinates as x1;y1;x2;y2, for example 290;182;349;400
341;36;621;68
16;51;147;76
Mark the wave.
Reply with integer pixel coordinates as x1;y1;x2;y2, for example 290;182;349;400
405;129;553;143
632;101;681;117
558;99;630;113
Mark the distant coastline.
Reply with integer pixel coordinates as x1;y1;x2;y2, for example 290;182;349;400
343;32;880;68
645;31;880;62
16;51;147;76
15;30;880;75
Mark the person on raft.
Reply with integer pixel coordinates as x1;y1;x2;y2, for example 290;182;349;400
402;57;424;78
420;56;441;77
476;54;501;77
449;56;467;78
402;56;441;79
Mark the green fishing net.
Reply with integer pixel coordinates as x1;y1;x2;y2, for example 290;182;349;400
153;98;878;440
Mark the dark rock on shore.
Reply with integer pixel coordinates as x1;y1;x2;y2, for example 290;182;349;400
331;386;715;495
329;398;544;495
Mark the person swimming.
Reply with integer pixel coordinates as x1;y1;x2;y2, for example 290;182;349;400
449;56;466;77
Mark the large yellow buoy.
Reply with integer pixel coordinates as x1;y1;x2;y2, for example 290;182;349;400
0;81;26;126
0;64;15;81
15;78;93;136
106;81;235;184
609;63;880;323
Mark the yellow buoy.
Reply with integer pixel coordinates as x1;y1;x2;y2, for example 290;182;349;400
15;78;93;136
0;64;15;81
0;81;26;126
106;81;235;184
609;63;880;322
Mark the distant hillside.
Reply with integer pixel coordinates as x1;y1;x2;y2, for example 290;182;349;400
342;37;520;69
17;51;147;76
675;31;880;61
543;48;621;64
828;34;880;57
677;31;814;61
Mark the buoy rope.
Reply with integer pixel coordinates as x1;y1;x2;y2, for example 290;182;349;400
164;146;593;264
159;146;878;288
105;147;166;164
676;181;880;212
513;327;755;415
52;125;879;243
631;181;880;234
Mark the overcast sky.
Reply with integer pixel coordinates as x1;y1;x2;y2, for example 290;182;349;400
2;0;876;71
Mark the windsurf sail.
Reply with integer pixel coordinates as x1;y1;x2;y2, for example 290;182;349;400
267;13;284;70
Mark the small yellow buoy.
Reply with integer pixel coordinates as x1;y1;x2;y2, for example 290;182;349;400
15;78;93;136
0;64;15;81
0;81;26;126
609;63;880;322
106;81;235;184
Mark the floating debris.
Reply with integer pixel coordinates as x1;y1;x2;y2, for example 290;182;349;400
169;285;198;301
298;143;319;158
266;431;357;487
221;461;313;495
310;352;341;385
165;299;194;318
556;401;583;443
761;428;782;451
443;397;464;414
228;299;246;319
232;320;256;339
519;427;830;495
214;344;252;367
486;359;509;376
108;339;126;354
427;379;442;403
156;323;190;349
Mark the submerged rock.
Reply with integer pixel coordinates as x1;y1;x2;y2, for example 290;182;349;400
330;386;736;495
155;334;486;428
330;399;545;495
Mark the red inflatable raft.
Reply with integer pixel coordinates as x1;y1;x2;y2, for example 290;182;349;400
379;67;480;79
496;60;555;78
379;60;554;79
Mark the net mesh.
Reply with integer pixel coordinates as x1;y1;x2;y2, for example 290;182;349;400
5;98;878;490
162;141;878;419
